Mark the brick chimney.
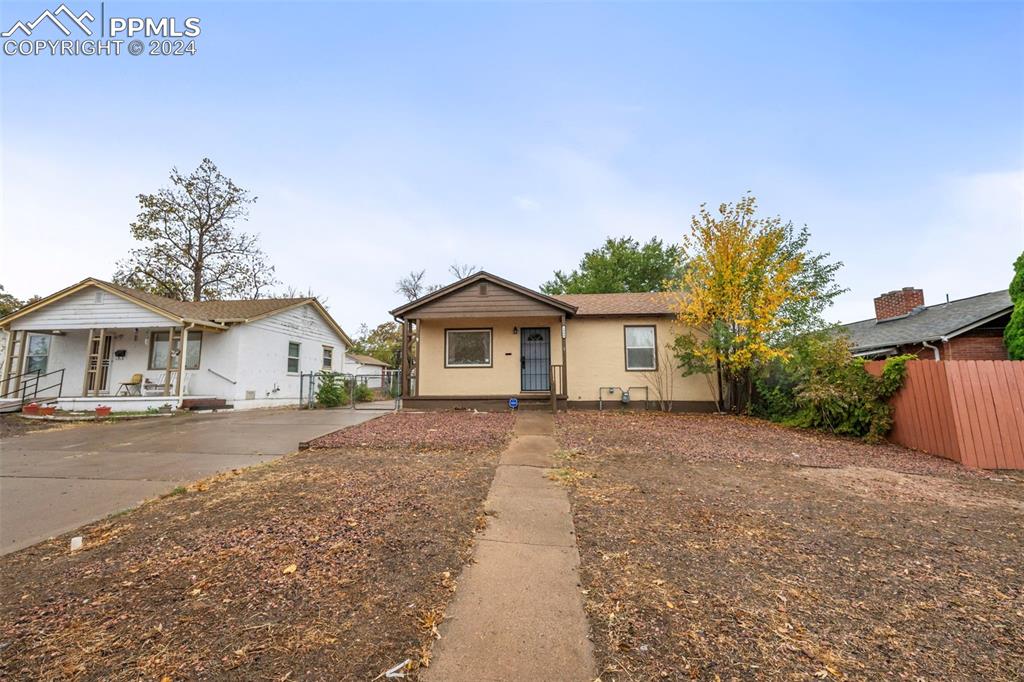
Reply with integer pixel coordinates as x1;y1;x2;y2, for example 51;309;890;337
874;287;924;321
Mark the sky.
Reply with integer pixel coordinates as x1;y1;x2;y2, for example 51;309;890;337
2;1;1022;334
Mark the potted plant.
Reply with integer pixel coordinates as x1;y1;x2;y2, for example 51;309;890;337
158;403;173;414
95;405;112;418
22;402;40;416
39;405;56;417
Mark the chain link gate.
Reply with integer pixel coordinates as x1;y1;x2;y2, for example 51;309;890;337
300;370;401;411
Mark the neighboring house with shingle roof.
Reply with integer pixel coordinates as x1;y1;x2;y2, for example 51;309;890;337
0;278;352;412
389;271;716;411
343;352;393;388
841;286;1012;360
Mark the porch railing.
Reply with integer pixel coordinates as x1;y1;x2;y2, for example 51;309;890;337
0;368;65;408
549;363;566;413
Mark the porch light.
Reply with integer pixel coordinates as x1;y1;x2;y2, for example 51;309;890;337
513;326;518;334
561;324;566;339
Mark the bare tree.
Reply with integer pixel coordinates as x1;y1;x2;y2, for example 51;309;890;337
396;263;480;302
449;262;478;279
641;344;677;412
395;270;427;301
273;286;329;307
113;158;278;301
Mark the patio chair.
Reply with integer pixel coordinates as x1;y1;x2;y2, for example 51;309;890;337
143;374;170;396
117;373;143;396
143;371;185;396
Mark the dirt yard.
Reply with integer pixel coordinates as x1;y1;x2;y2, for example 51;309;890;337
0;413;75;438
555;411;1024;680
0;411;514;681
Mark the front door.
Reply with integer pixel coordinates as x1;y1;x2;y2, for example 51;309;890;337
520;327;550;392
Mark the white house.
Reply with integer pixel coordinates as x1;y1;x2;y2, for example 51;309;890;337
342;352;392;388
0;278;353;412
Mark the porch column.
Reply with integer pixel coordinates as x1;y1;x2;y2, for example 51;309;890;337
400;320;410;398
413;318;421;398
560;314;568;400
81;328;107;398
2;329;18;395
81;328;94;397
176;327;189;398
12;330;29;394
163;327;176;397
94;328;106;397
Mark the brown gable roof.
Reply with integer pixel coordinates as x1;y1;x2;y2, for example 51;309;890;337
195;298;312;321
1;278;352;345
553;292;677;317
348;352;391;367
98;280;308;321
389;271;578;318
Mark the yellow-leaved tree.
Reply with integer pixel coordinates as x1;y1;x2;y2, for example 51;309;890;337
669;194;844;412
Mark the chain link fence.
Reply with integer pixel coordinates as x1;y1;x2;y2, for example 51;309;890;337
299;370;401;411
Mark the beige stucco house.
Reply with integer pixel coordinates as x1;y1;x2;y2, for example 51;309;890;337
390;272;718;411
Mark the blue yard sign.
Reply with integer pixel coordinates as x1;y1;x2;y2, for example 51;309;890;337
508;398;519;410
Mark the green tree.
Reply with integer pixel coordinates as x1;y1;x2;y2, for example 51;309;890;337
1005;250;1024;360
0;285;24;317
113;158;278;301
540;237;683;294
350;321;401;365
670;195;845;412
0;286;40;318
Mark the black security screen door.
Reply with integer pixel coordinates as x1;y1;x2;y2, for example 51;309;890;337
520;328;550;391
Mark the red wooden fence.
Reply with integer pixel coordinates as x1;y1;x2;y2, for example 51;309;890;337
865;360;1024;470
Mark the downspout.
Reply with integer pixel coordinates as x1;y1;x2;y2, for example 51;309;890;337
921;339;940;361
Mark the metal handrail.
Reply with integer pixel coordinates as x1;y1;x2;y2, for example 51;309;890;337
206;368;237;384
1;368;41;398
2;368;64;407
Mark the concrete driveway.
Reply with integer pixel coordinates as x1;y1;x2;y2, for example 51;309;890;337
0;406;390;554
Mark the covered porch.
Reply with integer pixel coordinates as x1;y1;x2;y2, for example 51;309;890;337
390;272;577;411
1;324;222;412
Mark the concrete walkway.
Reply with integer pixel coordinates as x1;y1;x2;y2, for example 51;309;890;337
424;412;595;682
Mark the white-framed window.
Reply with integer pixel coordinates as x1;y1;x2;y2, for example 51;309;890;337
287;342;301;373
26;334;51;374
149;331;202;370
445;328;492;368
322;345;333;370
624;325;656;371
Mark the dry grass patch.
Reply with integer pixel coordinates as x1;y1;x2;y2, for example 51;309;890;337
1;411;514;680
557;411;1024;680
556;410;978;477
308;410;515;452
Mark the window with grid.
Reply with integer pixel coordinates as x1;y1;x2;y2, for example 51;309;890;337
149;331;202;370
624;326;656;370
26;334;51;374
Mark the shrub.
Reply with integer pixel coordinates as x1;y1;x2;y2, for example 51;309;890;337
1005;251;1024;360
353;383;374;403
753;334;913;442
316;372;348;408
751;331;828;422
